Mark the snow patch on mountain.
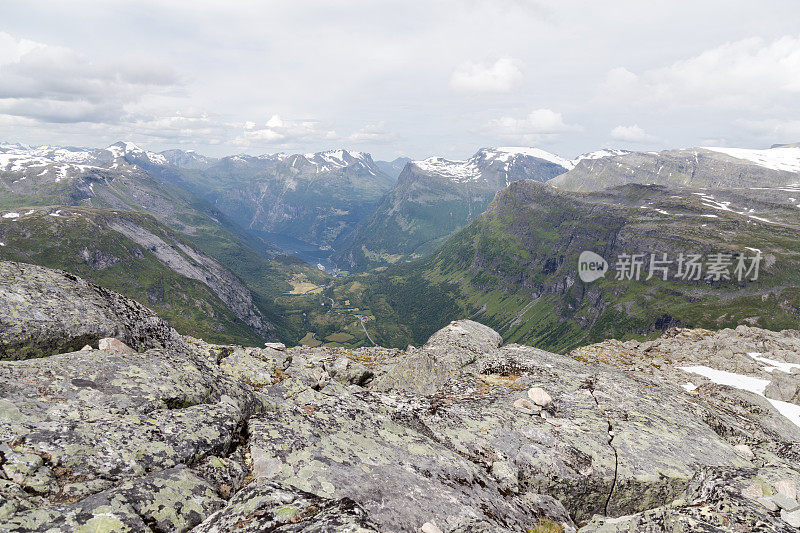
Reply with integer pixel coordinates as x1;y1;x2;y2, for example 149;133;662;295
488;147;575;169
412;146;627;183
573;149;630;163
703;146;800;173
413;156;481;182
680;365;800;428
106;141;167;165
301;150;376;174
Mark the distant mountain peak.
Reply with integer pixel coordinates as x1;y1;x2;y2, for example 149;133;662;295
572;149;630;163
480;146;575;170
303;149;371;165
106;141;167;165
412;156;480;182
411;146;584;183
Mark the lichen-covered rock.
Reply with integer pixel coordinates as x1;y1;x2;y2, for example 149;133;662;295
0;261;181;359
193;480;380;532
2;466;224;532
578;467;800;532
372;320;502;394
0;345;256;488
4;265;800;532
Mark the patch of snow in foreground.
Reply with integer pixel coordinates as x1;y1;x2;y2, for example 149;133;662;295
0;242;4;247
682;382;698;392
769;399;800;428
2;212;20;219
748;352;800;374
680;365;800;428
680;366;770;395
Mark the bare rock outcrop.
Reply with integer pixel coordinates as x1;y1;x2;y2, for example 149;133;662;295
0;261;181;359
2;264;800;531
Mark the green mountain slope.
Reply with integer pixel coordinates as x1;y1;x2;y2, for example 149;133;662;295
0;207;274;345
320;180;800;353
0;142;329;344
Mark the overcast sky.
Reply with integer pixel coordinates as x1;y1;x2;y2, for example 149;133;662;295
2;0;800;160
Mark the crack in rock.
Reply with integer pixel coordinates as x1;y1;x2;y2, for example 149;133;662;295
586;376;619;517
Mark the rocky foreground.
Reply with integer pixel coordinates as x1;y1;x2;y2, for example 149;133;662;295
1;261;800;532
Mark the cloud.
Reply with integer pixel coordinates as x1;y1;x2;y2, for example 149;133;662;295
450;57;523;93
347;122;398;144
737;118;800;143
484;108;579;143
610;124;657;143
600;35;800;111
0;32;178;124
233;115;338;147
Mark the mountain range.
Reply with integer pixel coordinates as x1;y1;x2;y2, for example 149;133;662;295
550;144;800;192
3;138;800;352
332;147;631;270
0;141;327;345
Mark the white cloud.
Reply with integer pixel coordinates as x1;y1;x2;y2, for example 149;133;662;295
234;115;338;147
485;108;579;143
347;122;398;144
235;116;399;149
600;35;800;111
610;124;657;143
3;2;800;157
738;118;800;144
0;32;178;124
450;57;523;93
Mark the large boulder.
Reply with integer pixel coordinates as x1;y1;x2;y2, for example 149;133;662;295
0;261;181;360
372;320;503;394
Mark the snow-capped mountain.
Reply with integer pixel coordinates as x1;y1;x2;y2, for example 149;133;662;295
332;146;585;270
300;149;375;172
0;140;256;245
0;141;172;185
406;146;636;189
104;141;167;166
409;146;578;188
0;144;114;185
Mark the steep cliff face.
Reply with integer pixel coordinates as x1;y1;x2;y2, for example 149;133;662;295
2;265;800;531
